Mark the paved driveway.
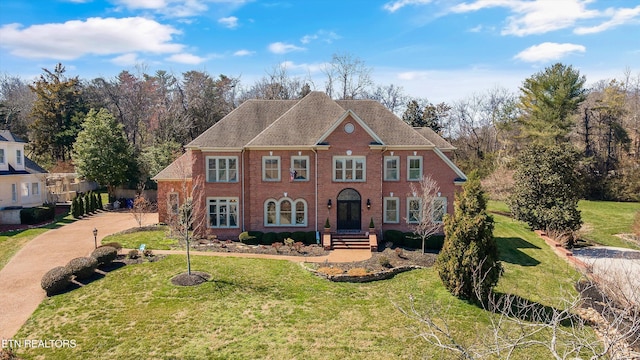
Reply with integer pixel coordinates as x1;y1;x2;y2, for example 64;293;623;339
0;212;158;339
573;246;640;305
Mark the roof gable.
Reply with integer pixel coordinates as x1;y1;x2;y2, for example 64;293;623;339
316;110;383;145
151;151;192;181
0;130;26;143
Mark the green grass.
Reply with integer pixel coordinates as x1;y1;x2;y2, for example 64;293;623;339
0;211;75;271
101;226;178;250
15;217;585;360
578;200;640;249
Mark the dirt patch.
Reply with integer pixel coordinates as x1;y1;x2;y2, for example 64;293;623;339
171;271;211;286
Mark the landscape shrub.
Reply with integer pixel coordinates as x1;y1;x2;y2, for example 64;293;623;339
102;242;122;252
304;231;317;245
383;230;404;246
143;249;153;257
239;231;257;244
41;266;73;296
66;257;98;280
91;246;118;266
276;232;292;243
128;249;139;259
261;232;277;245
20;205;55;225
284;238;295;247
247;231;264;244
291;231;306;243
425;234;445;250
379;256;391;268
403;232;421;249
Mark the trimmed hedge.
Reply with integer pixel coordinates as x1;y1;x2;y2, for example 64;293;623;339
383;230;445;251
91;246;118;266
41;266;73;296
262;232;277;245
66;257;98;280
20;205;55;225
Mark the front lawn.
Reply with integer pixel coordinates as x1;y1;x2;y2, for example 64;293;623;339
14;216;586;360
100;225;178;250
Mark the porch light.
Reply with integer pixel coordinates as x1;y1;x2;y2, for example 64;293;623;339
327;199;332;209
366;199;371;210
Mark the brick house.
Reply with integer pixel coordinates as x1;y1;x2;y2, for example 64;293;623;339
153;91;466;246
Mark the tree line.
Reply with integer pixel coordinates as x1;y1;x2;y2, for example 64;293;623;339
1;56;638;202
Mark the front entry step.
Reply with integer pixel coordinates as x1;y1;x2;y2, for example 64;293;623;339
331;238;370;250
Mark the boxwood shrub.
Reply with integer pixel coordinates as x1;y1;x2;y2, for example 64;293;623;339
304;231;317;245
383;230;404;246
247;231;264;244
91;246;118;266
41;266;72;296
20;205;55;225
261;232;277;245
66;257;98;280
276;232;292;242
291;231;306;243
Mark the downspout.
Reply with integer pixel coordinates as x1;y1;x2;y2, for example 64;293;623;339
241;148;246;232
312;147;318;233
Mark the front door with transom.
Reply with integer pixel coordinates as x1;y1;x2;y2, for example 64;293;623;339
336;188;361;232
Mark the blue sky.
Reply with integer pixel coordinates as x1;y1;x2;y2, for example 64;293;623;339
1;0;639;103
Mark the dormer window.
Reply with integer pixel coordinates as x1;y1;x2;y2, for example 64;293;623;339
16;149;22;165
0;149;5;164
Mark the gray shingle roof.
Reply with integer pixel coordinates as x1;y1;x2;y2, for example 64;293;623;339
185;91;452;149
151;151;192;181
413;127;455;150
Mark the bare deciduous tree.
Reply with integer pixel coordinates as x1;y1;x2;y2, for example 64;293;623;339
323;53;373;100
408;175;443;253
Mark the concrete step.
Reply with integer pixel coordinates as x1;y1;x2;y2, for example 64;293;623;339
332;238;371;250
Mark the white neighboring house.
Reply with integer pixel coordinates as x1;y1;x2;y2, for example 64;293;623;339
0;130;47;224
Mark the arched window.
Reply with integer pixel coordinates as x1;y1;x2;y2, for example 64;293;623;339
264;198;307;226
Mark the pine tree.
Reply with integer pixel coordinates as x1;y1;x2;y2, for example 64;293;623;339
78;196;85;216
436;172;502;303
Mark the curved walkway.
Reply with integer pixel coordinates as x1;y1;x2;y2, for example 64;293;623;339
0;212;158;339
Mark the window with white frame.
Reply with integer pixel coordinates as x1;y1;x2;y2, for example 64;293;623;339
11;184;17;202
433;197;447;223
262;156;280;181
408;156;423;181
21;183;29;197
31;183;40;196
0;149;5;164
16;149;22;165
168;192;179;215
206;156;238;182
384;156;399;181
208;198;239;228
291;156;309;181
384;197;400;223
407;197;422;224
333;156;365;182
264;198;307;226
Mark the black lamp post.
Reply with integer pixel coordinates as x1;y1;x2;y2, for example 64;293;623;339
93;228;98;249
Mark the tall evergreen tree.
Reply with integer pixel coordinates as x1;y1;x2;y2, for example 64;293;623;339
28;63;86;163
518;63;586;145
436;172;502;303
73;108;135;200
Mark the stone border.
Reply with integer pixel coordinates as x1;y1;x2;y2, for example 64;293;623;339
534;230;589;271
301;263;424;283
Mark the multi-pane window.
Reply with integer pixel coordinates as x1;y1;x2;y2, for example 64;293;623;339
206;157;238;182
16;149;22;165
384;156;399;181
333;157;365;181
265;198;307;226
168;193;179;215
0;149;5;164
407;197;422;224
408;156;423;181
11;184;17;202
31;183;40;196
384;197;400;223
262;156;281;181
291;156;309;181
433;197;447;223
21;183;29;197
208;198;239;228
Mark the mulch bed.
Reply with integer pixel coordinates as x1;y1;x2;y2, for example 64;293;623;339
171;271;212;286
320;247;437;273
193;240;330;257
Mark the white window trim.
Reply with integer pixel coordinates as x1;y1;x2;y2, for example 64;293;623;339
384;156;399;181
31;182;40;196
433;196;447;224
0;148;5;164
333;156;366;182
167;192;179;215
264;197;308;227
291;155;310;182
206;156;238;183
383;197;400;224
207;197;239;228
16;149;22;165
407;156;423;181
11;183;17;202
262;156;281;182
407;197;422;224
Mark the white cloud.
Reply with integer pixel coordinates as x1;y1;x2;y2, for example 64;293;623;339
574;5;640;34
451;0;599;36
113;0;248;17
166;53;207;64
267;42;305;54
300;30;341;44
218;16;239;29
0;17;183;60
279;60;326;74
111;53;141;66
383;0;433;13
514;42;586;63
233;49;254;56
